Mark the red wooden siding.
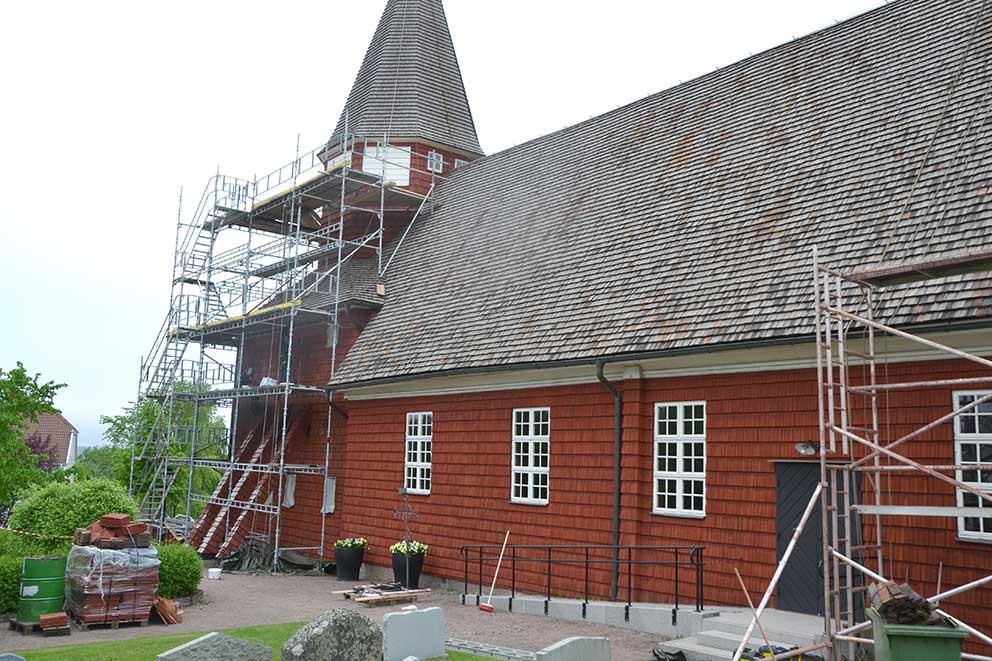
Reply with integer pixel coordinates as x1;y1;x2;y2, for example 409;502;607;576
324;357;992;637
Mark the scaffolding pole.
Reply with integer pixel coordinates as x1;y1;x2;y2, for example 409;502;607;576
130;132;437;568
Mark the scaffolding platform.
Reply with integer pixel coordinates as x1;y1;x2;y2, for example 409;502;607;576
213;165;427;235
169;458;326;476
131;134;440;572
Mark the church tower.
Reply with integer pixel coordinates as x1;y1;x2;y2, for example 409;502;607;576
324;0;483;195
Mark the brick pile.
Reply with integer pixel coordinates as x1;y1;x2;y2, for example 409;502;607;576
64;514;160;626
72;513;152;549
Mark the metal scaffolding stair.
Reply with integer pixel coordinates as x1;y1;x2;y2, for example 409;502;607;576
130;134;439;566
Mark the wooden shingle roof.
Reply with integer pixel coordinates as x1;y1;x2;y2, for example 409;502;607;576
332;0;992;387
327;0;483;157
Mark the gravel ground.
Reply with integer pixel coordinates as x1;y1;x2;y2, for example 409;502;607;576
2;572;661;660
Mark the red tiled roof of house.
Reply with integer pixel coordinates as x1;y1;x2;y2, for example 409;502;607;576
23;412;77;467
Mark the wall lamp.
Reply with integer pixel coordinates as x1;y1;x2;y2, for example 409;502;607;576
794;441;821;457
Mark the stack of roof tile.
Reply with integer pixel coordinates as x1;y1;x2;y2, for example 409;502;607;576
64;515;160;626
72;513;152;549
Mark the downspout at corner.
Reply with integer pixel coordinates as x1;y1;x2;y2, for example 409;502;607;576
596;358;623;601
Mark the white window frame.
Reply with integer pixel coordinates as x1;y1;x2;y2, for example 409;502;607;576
405;412;433;495
454;158;469;169
511;407;550;505
653;401;706;518
953;391;992;542
426;150;444;174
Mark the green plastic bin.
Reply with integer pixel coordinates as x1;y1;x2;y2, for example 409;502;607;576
868;607;968;661
17;555;67;623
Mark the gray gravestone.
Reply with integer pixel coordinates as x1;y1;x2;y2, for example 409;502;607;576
157;632;272;660
536;637;610;661
282;609;383;661
383;606;445;661
0;654;27;661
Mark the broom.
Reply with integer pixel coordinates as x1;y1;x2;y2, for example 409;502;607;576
479;530;510;613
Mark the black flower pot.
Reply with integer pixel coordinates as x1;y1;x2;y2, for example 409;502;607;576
391;552;425;588
335;546;365;581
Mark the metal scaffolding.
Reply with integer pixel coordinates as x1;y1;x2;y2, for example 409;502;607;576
731;248;992;661
129;132;438;568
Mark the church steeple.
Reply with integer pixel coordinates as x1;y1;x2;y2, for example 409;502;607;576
328;0;483;158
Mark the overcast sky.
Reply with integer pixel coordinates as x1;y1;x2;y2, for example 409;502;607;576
0;0;885;448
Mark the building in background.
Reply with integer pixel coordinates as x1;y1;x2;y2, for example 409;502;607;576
24;412;78;469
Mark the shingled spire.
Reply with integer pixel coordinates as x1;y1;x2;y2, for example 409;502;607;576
329;0;483;157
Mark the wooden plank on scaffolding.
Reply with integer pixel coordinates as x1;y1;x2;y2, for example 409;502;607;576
848;250;992;287
853;505;989;517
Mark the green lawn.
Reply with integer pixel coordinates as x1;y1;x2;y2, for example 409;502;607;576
11;621;495;660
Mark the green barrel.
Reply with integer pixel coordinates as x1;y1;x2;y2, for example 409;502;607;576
868;608;969;661
17;555;67;623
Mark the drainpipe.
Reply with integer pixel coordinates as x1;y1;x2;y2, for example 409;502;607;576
596;359;622;601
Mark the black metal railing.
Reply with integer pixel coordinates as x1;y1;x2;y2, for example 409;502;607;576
460;544;704;624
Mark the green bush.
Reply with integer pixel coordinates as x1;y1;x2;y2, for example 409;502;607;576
155;543;203;598
0;529;46;559
9;478;138;554
0;555;21;613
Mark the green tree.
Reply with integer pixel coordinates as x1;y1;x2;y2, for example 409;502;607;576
0;363;65;523
73;445;129;482
100;383;227;518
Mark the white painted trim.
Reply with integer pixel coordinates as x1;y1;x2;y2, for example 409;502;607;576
405;411;433;495
511;407;550;505
952;389;992;542
342;339;992;401
653;402;707;517
65;430;78;468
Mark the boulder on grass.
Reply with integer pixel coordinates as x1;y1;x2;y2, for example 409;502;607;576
282;609;383;661
156;632;272;660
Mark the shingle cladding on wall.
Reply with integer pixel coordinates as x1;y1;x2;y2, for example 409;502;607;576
334;358;992;633
332;0;992;387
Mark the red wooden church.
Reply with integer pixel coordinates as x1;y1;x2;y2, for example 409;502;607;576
143;0;992;652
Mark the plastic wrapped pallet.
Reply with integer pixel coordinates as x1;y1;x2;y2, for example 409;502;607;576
64;544;160;626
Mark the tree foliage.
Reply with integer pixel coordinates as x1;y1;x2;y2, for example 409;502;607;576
0;362;65;524
9;478;138;555
24;431;60;472
100;383;226;518
73;445;129;482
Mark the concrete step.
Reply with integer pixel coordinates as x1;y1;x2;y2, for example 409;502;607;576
696;629;796;652
655;637;735;661
709;617;821;648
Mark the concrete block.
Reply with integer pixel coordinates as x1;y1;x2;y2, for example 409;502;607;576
622;604;674;636
158;632;272;660
483;595;511;612
546;599;584;622
383;607;445;661
536;637;610;661
602;602;631;629
582;601;609;624
520;597;547;616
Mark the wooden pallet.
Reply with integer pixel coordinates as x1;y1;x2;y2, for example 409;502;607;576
333;585;431;608
8;618;39;635
43;625;71;637
72;617;149;631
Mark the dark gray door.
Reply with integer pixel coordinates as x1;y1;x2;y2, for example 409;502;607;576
775;462;824;615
